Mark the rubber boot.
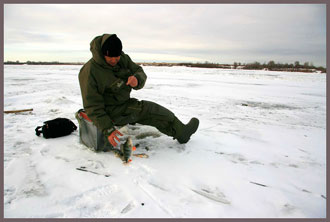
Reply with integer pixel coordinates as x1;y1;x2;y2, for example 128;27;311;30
173;117;200;144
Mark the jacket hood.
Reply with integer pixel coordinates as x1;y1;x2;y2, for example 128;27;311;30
90;33;116;67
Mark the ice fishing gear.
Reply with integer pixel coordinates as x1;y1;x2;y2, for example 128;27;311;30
76;166;111;177
75;109;143;163
35;118;77;139
75;109;112;152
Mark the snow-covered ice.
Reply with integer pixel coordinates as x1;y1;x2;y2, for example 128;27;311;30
4;64;326;218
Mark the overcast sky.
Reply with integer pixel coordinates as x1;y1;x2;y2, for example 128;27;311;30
4;4;326;66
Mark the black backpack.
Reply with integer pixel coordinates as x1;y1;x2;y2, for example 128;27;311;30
35;118;77;139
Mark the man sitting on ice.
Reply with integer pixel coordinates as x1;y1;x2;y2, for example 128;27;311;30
78;34;199;148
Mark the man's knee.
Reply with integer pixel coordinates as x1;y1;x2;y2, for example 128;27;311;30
111;99;142;125
141;100;175;121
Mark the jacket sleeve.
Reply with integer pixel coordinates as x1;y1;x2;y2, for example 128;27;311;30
125;54;147;90
79;67;115;133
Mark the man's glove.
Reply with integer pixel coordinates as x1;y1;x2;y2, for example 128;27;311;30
104;128;123;147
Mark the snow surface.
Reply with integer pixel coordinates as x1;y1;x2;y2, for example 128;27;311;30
4;64;326;218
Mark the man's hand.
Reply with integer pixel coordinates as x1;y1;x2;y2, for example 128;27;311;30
107;130;123;147
126;76;138;88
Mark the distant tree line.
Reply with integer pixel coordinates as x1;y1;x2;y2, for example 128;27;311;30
139;61;234;69
4;60;84;65
5;60;326;73
5;60;21;64
240;61;326;73
177;62;223;69
139;60;326;73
